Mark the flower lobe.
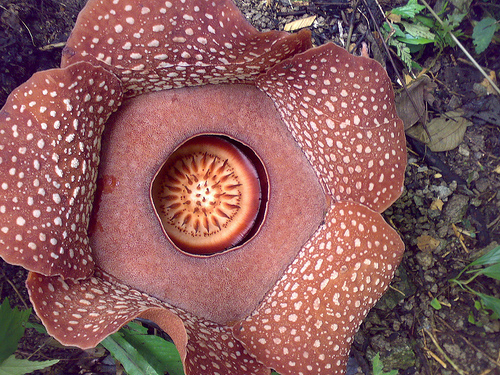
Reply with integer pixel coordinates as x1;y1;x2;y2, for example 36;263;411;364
0;62;122;279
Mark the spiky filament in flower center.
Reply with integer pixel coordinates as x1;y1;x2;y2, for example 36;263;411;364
152;135;263;255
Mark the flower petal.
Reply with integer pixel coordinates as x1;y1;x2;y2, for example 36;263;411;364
145;308;270;374
233;201;405;374
27;269;269;375
0;62;122;279
26;269;188;356
61;0;312;97
256;43;406;212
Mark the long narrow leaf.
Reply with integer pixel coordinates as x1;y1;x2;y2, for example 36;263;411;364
101;332;157;375
478;262;500;281
101;325;183;375
470;245;500;267
477;293;500;317
121;329;183;375
0;355;58;375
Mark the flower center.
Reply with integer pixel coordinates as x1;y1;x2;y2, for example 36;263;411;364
151;135;266;255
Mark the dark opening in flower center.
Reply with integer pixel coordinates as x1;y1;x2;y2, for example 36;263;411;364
151;135;266;255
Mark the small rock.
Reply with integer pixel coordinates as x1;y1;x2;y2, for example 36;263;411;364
416;251;434;269
382;338;416;370
458;144;470;157
471;197;482;207
447;95;462;110
475;178;490;193
473;82;488;96
470;170;480;182
443;194;469;223
443;343;464;359
413;195;424;207
430;185;453;200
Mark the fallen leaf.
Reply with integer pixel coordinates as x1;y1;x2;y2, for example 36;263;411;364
284;15;316;31
406;110;471;152
417;235;440;251
494;165;500;174
430;198;444;211
480;70;498;96
395;75;437;130
388;13;402;22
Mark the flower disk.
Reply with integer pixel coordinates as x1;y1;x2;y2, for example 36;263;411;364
152;136;262;255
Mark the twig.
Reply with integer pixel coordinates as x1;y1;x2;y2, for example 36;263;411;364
346;0;359;51
423;328;468;375
39;41;66;51
0;270;29;309
419;0;500;96
436;316;500;369
0;5;36;47
361;0;428;131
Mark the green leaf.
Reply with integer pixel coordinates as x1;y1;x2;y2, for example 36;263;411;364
474;300;482;311
125;321;148;335
100;325;184;375
0;299;31;364
24;322;47;335
397;35;435;45
0;355;58;375
401;21;435;41
473;17;497;54
391;0;425;19
477;293;500;317
430;297;442;310
467;311;476;324
470;245;500;267
478;262;500;280
384;23;406;38
447;13;466;29
388;37;414;70
373;353;398;375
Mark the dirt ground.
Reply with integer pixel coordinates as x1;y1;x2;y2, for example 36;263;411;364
1;0;500;374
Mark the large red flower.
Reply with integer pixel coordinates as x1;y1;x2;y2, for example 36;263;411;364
0;0;406;374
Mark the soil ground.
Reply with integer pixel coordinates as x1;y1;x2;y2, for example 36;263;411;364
1;0;500;374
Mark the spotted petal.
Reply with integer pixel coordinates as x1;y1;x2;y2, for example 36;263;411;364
27;269;269;375
0;62;122;279
257;43;406;212
62;0;312;97
233;201;405;374
164;310;270;374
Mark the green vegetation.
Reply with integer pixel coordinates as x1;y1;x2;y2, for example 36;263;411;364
101;321;183;375
0;298;58;375
384;0;499;71
430;296;442;310
472;17;499;53
450;245;500;322
372;352;398;375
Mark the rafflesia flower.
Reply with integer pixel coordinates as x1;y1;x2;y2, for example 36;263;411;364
0;0;407;374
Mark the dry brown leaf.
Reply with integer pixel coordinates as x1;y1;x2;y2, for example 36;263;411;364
284;15;316;31
406;110;471;152
417;235;440;251
289;0;310;5
430;198;444;211
395;75;437;130
388;13;402;22
480;70;498;96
